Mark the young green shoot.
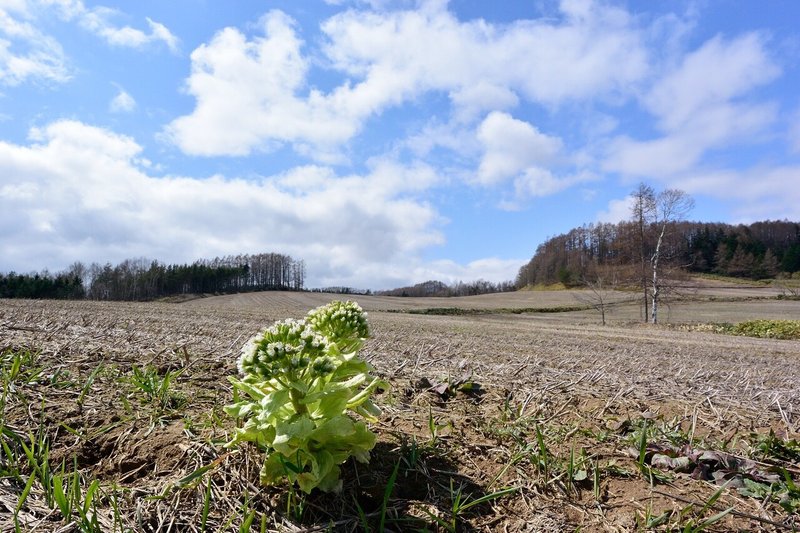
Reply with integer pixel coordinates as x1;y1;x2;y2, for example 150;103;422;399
225;301;387;493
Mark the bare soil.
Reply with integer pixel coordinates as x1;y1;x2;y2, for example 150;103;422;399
1;286;798;531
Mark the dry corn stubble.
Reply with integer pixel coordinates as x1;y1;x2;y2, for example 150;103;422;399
1;290;798;531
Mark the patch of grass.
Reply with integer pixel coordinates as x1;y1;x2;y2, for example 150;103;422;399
9;428;105;532
125;364;186;413
520;283;571;291
1;349;42;388
693;273;769;285
688;320;800;340
727;319;800;340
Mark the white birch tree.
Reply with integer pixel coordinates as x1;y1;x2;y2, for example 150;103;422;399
650;189;694;324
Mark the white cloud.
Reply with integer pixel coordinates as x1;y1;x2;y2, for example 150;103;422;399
449;81;519;122
476;111;562;185
76;6;179;52
109;87;135;113
409;257;524;286
166;1;647;157
471;111;599;207
321;0;646;105
145;17;179;52
164;11;353;157
644;33;779;132
404;119;478;158
0;120;461;288
605;32;780;179
514;168;596;199
0;5;70;85
671;166;800;222
0;1;178;86
597;196;634;224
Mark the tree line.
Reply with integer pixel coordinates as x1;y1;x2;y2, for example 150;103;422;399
516;218;800;289
377;279;516;297
517;183;800;324
0;272;85;300
0;253;306;301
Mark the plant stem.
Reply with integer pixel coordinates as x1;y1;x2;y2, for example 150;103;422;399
289;388;308;415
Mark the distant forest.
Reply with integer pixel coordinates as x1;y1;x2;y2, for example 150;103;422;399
516;219;800;288
0;253;305;301
377;279;516;297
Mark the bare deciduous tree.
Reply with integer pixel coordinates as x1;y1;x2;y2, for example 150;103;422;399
630;183;656;322
650;188;694;324
575;266;625;325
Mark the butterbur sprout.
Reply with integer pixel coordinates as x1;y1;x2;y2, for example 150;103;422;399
306;300;369;354
225;301;386;494
311;356;336;377
237;318;328;380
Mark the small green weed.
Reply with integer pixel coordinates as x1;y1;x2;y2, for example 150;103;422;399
126;364;186;412
750;429;800;463
674;485;734;532
12;430;105;532
1;349;43;391
421;478;517;533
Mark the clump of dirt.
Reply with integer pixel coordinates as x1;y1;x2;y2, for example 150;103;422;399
100;421;188;483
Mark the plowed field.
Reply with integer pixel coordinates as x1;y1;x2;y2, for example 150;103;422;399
1;287;798;531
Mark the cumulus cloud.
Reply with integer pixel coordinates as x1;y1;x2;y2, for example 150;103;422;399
164;11;352;157
597;196;634;224
473;111;598;207
109;86;135;113
605;32;780;178
449;82;519;122
321;0;645;105
0;120;470;288
166;1;647;157
476;111;561;185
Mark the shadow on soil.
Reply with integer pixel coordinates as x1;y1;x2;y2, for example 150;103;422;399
284;440;490;532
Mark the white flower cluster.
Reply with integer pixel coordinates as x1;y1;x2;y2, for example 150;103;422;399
237;318;328;380
306;300;369;350
237;301;370;380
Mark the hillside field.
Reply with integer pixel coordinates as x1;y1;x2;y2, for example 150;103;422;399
1;283;799;531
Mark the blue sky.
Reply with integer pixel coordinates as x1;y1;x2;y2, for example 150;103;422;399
1;0;799;289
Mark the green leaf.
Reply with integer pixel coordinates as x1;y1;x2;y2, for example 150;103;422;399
287;380;309;394
314;464;343;493
346;377;387;409
53;475;71;518
308;389;351;420
297;450;335;493
229;377;266;401
309;416;376;462
223;400;254;418
309;415;357;443
458;486;518;512
259;389;291;418
261;453;289;485
354;399;382;422
16;473;35;514
83;479;100;516
272;417;315;456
